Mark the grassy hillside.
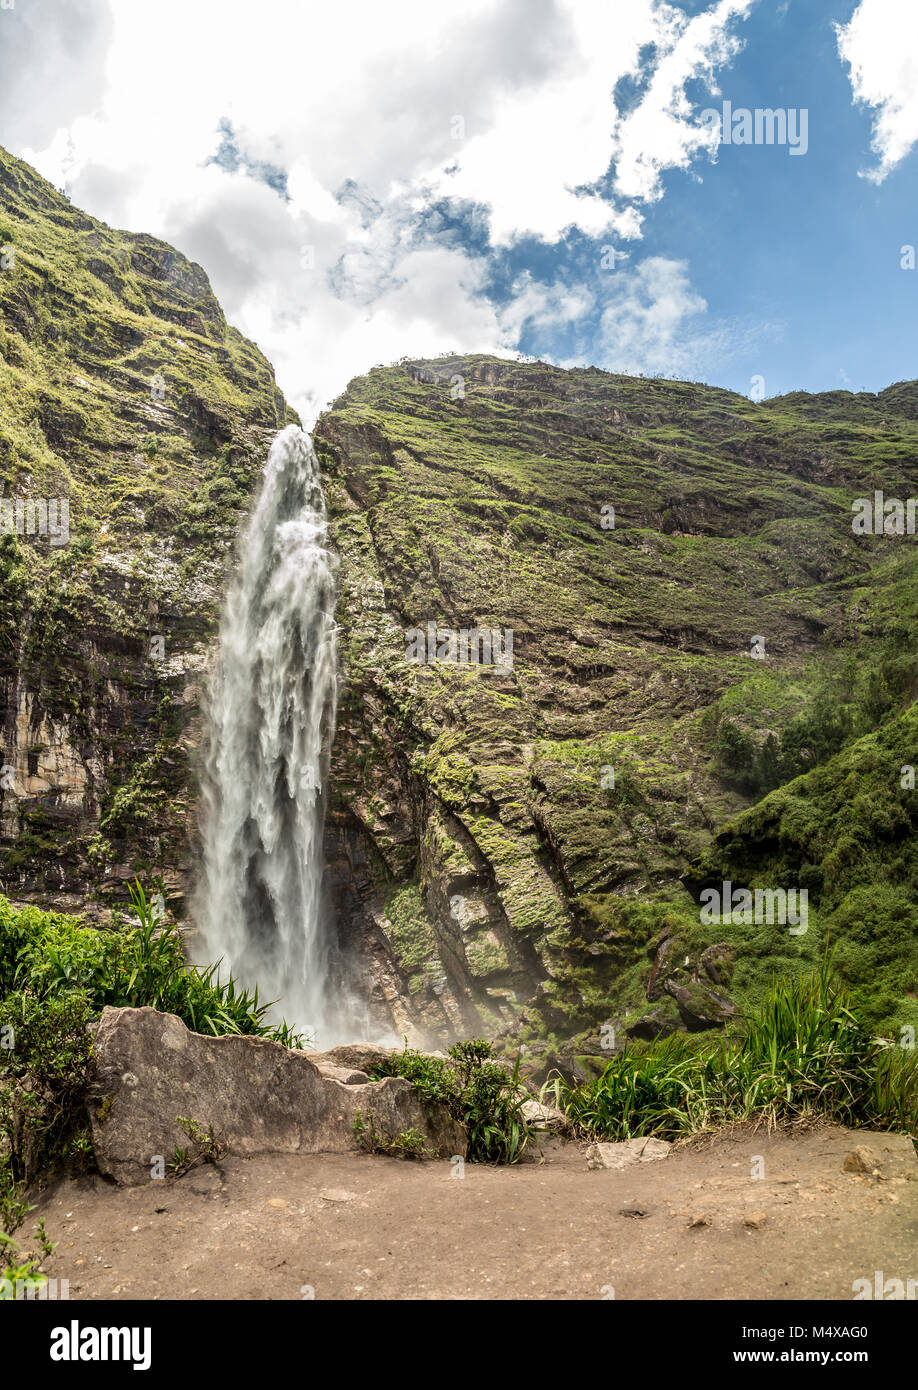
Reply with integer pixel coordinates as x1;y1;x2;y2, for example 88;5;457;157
316;353;918;1049
0;145;296;910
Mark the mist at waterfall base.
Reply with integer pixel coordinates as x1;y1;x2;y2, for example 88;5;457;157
194;425;360;1045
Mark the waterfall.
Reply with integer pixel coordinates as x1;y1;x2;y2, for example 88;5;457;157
194;424;338;1041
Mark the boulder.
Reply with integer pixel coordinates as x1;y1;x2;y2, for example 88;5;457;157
698;942;736;989
586;1137;671;1170
309;1043;395;1074
627;999;685;1041
664;978;735;1030
309;1063;371;1085
87;1007;465;1185
520;1099;568;1133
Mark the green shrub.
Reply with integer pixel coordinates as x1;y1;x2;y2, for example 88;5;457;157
549;956;918;1142
371;1039;533;1164
352;1113;432;1160
0;882;305;1046
0;989;94;1187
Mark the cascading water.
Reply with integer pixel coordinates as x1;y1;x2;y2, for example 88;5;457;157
194;424;338;1041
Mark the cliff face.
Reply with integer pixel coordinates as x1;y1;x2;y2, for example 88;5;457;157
0;146;296;915
315;356;918;1051
3;147;916;1054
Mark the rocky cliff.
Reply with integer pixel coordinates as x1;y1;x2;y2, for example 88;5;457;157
0;145;296;915
315;355;918;1053
3;148;917;1057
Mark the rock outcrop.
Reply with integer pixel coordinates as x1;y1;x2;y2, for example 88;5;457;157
0;145;295;915
87;1007;466;1184
315;354;918;1047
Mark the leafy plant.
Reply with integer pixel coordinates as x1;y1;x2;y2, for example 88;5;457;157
0;1231;46;1299
34;1218;56;1259
352;1112;432;1160
0;1163;34;1236
0;883;307;1046
371;1039;533;1164
166;1116;225;1177
549;955;918;1142
0;989;94;1186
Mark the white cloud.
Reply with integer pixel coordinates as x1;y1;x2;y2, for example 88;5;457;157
429;0;754;242
595;256;712;377
0;0;112;151
836;0;918;182
612;0;754;202
4;0;755;420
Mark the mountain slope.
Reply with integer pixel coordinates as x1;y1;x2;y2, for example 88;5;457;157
0;145;296;911
315;354;918;1049
1;144;915;1053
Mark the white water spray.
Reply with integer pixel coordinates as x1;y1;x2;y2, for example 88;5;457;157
195;425;338;1039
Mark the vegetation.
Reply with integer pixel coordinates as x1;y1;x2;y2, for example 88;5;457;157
168;1116;226;1175
3;132;918;1115
0;143;296;900
317;353;918;1046
543;958;918;1142
371;1039;533;1163
0;881;303;1231
352;1113;433;1160
0;883;305;1045
1;1229;49;1299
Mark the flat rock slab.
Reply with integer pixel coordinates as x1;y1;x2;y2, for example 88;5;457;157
587;1137;672;1170
521;1100;568;1132
87;1007;465;1185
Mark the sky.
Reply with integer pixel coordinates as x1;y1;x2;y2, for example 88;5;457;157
0;0;916;423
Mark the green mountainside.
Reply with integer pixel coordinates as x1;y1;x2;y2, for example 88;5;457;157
0;145;295;910
1;145;916;1057
315;354;918;1052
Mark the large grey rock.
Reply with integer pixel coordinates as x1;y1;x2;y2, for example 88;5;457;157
586;1137;672;1170
309;1043;395;1074
520;1099;569;1133
87;1007;466;1184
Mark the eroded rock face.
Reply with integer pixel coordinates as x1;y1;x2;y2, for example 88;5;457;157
316;355;918;1048
87;1007;466;1184
0;145;294;913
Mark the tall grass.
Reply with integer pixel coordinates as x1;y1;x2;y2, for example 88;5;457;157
0;883;305;1046
546;955;918;1142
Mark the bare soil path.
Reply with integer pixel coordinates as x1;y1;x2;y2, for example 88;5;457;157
30;1125;918;1301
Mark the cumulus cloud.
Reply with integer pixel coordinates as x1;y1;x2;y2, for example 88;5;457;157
0;0;112;151
836;0;918;182
3;0;756;419
596;256;712;377
612;0;753;202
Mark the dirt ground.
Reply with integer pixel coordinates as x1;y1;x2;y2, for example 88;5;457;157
28;1124;918;1301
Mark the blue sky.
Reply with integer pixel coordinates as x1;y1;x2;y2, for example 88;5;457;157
640;0;918;398
498;0;918;398
2;0;916;418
